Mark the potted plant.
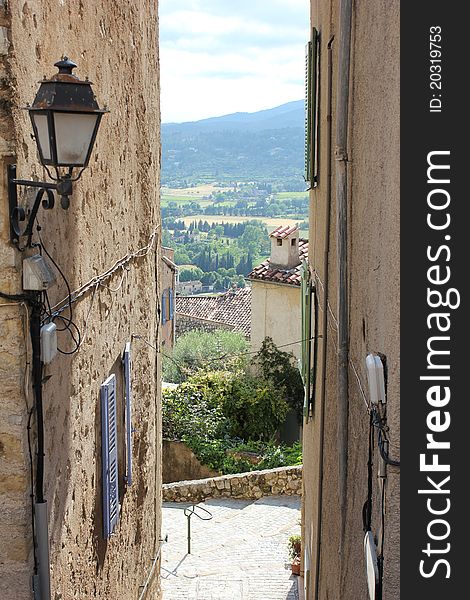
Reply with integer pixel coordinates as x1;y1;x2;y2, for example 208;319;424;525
288;534;301;575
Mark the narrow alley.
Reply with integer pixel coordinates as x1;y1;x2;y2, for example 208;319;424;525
161;496;301;600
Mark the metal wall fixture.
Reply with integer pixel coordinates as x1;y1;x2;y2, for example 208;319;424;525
8;57;107;249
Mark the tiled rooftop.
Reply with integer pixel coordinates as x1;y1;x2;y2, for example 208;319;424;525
270;224;299;239
175;287;252;338
247;239;308;286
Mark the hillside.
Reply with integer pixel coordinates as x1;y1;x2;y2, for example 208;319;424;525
162;100;305;189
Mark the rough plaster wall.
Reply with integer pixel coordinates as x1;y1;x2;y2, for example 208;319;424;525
0;4;35;598
348;3;400;598
1;1;162;599
303;1;399;599
250;281;301;359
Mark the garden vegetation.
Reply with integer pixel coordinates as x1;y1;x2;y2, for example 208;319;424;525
163;333;303;474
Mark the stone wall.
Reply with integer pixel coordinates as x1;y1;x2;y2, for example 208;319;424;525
163;465;302;503
163;440;220;484
175;312;234;339
0;2;162;599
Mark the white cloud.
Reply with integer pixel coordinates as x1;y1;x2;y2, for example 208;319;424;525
159;0;309;122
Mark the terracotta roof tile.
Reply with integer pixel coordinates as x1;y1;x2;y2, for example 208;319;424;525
247;238;308;286
270;224;299;239
175;287;252;337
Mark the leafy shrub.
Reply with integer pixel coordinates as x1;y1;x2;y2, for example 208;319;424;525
222;374;289;441
253;338;304;422
163;330;249;383
162;337;304;475
162;369;302;475
288;534;301;559
162;372;230;440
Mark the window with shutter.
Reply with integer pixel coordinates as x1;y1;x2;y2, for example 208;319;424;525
305;27;319;189
162;290;167;325
101;374;119;538
169;288;174;320
122;342;133;486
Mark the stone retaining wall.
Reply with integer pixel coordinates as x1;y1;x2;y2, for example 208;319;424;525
163;439;220;483
162;465;302;503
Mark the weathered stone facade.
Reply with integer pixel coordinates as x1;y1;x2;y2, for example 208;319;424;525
302;2;400;599
162;466;302;503
0;2;162;599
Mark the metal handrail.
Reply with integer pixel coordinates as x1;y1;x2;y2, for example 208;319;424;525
183;504;213;554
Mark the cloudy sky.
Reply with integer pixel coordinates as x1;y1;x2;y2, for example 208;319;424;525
159;0;310;123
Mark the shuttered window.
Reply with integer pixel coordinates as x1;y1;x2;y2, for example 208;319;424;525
122;342;133;486
305;27;319;189
101;374;119;538
169;288;174;320
162;290;167;325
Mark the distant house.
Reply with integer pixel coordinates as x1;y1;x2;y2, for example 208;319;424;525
162;247;177;350
175;287;252;339
247;225;308;360
175;280;203;296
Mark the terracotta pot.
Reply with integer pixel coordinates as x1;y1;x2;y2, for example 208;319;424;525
291;555;301;575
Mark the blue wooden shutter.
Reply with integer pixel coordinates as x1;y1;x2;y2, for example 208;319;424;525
169;288;174;320
162;290;167;324
122;342;133;486
101;374;119;538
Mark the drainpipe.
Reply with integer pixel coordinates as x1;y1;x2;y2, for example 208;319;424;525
30;298;51;600
335;0;353;565
313;34;334;600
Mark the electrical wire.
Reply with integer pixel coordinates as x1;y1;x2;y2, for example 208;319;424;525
0;290;32;302
26;405;38;573
49;226;159;316
36;226;83;354
371;408;400;468
36;227;73;325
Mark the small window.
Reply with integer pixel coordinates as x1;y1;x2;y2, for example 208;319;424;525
161;290;167;325
291;239;297;246
277;238;283;246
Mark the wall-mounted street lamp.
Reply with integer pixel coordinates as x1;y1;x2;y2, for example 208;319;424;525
8;57;107;249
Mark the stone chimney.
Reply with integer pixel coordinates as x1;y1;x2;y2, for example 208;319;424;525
269;225;300;269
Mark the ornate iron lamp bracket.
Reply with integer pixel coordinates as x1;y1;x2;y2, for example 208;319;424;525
8;164;72;250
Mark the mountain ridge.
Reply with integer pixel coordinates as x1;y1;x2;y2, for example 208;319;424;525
163;100;304;133
161;100;305;187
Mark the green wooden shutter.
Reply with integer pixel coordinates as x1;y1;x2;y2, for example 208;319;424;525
305;27;318;189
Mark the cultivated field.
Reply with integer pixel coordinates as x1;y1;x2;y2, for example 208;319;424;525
182;215;303;229
162;183;235;197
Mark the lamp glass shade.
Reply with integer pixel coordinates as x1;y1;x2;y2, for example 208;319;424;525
31;113;52;161
53;112;100;166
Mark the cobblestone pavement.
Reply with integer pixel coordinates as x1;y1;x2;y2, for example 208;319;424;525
161;495;301;600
